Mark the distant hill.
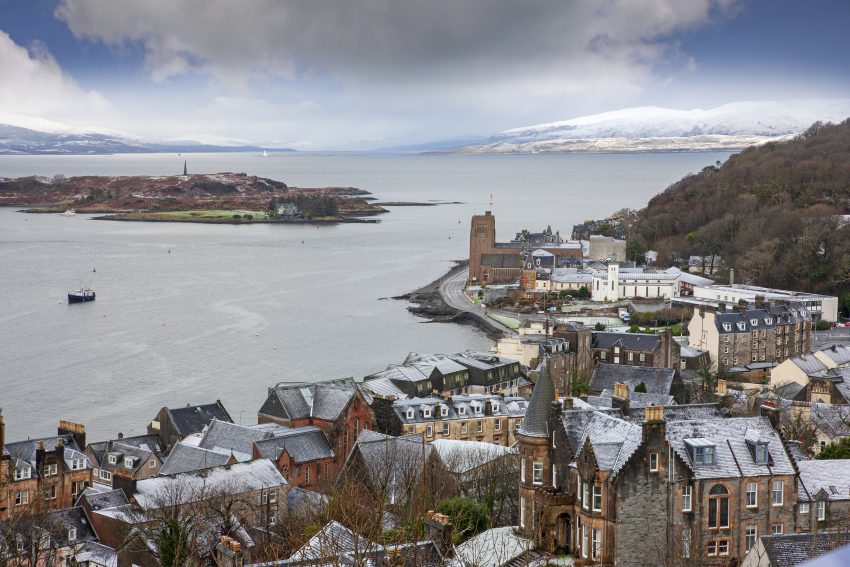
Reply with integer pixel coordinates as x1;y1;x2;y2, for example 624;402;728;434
452;100;850;153
632;119;850;296
0;116;293;155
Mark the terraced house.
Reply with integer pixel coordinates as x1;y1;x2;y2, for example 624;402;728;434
689;300;812;370
517;371;799;566
383;394;528;447
0;417;92;519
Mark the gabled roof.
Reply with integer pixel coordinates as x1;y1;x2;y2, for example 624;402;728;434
80;487;129;512
159;442;232;475
665;417;795;479
253;426;334;464
351;430;433;505
790;354;829;375
287;521;380;562
259;379;364;422
809;403;850;438
564;410;642;476
198;419;273;460
73;541;118;567
166;401;233;436
590;364;677;395
430;439;517;475
134;460;286;510
4;434;89;476
454;526;534;567
798;460;850;502
818;344;850;366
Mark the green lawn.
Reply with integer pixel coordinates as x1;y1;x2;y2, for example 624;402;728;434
487;313;521;329
150;209;269;220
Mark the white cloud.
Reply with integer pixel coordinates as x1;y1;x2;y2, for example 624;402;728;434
0;31;111;123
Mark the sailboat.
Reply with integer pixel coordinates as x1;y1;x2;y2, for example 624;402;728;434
261;150;269;157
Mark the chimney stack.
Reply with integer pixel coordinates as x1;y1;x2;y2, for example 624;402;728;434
58;420;86;449
613;382;629;400
729;268;735;286
424;510;454;557
716;379;727;396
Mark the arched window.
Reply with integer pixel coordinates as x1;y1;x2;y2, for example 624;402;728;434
708;484;730;528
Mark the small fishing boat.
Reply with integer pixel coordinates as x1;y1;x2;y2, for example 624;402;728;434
61;209;76;216
68;287;96;303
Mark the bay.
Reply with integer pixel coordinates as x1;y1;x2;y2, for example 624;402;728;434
0;151;730;441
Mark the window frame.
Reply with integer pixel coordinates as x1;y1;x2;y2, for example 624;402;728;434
532;461;543;485
745;525;757;552
592;485;602;511
682;485;692;512
649;453;659;472
746;481;758;508
772;480;784;506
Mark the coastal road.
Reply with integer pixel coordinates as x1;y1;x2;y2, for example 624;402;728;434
439;268;521;336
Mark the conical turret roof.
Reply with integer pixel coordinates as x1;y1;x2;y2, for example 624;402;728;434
518;364;555;438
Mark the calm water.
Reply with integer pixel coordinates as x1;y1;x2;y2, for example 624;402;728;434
0;151;729;441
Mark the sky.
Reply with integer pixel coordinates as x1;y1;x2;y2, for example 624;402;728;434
0;0;848;149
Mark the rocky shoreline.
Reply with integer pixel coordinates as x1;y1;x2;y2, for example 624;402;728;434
393;260;505;339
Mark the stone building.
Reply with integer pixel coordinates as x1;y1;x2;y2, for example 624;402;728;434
377;394;528;447
517;371;799;566
468;212;584;285
588;363;687;403
147;400;233;450
86;433;167;488
0;417;92;520
553;322;594;383
258;378;375;472
591;329;680;369
688;301;812;370
796;459;850;532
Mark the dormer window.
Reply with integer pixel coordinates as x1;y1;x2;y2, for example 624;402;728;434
107;455;118;465
459;406;466;415
737;322;746;331
68;528;77;541
751;319;758;326
722;323;732;331
685;438;716;466
440;406;448;417
14;466;31;481
406;409;414;419
72;458;86;470
765;318;773;325
746;438;770;465
124;457;134;469
423;408;432;418
492;403;500;413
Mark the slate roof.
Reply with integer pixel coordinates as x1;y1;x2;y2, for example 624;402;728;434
430;439;517;475
590;363;676;395
287;520;380;562
259;378;365;422
665;416;795;479
198;419;273;460
253;426;334;464
517;367;554;438
360;376;409;399
790;354;829;375
563;410;642;476
80;487;129;512
798;460;850;502
286;487;329;515
159;442;232;475
134;460;286;510
167;401;233;436
480;254;523;269
73;541;118;567
809;403;850;438
756;532;850;566
351;430;433;505
404;352;469;376
599;389;675;408
454;526;533;567
4;434;90;477
819;344;850;366
47;507;98;547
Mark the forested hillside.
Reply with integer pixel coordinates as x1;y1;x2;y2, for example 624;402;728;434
633;119;850;298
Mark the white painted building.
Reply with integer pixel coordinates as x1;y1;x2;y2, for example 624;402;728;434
693;284;838;322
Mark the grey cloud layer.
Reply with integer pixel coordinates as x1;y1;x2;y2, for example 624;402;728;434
55;0;730;84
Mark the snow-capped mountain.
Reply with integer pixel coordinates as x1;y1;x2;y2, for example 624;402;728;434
456;100;850;153
0;114;291;154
